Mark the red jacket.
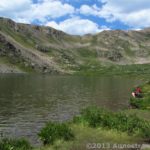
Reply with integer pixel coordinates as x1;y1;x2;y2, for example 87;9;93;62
135;87;142;93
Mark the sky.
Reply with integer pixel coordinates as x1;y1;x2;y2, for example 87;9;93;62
0;0;150;35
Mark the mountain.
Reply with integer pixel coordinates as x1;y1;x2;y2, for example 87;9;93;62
0;17;150;74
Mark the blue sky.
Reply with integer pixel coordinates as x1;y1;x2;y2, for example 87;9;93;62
0;0;150;35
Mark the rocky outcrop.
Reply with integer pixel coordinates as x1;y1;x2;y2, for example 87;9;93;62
0;34;21;61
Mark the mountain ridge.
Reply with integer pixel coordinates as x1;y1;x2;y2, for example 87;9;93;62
0;17;150;74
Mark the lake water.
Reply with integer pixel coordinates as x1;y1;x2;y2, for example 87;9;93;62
0;74;146;145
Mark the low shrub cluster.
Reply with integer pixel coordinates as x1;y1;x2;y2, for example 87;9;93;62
0;138;32;150
73;106;150;140
38;122;74;145
130;97;150;109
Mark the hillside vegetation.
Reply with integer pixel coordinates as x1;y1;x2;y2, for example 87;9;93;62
1;17;150;74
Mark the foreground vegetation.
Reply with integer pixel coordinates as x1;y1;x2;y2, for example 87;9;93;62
35;124;142;150
0;138;32;150
1;106;150;150
130;81;150;110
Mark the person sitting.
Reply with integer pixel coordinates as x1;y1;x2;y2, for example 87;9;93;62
132;86;143;98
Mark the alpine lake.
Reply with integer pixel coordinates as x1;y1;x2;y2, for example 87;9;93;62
0;74;148;145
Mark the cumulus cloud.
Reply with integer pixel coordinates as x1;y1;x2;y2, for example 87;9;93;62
0;0;109;35
0;0;31;12
0;0;75;23
46;17;109;35
29;0;75;21
79;0;150;28
0;0;32;20
101;0;150;13
79;4;100;16
99;0;150;28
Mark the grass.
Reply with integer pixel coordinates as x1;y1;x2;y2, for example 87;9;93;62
75;63;150;76
0;23;36;48
0;57;12;64
34;107;150;150
38;122;74;145
124;109;150;121
73;106;150;139
34;106;150;150
1;106;150;150
77;48;97;58
34;124;142;150
0;56;35;73
0;138;32;150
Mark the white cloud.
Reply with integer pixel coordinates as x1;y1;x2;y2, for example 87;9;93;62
79;4;100;16
0;0;31;12
0;0;111;35
46;17;109;35
99;0;150;27
29;0;75;21
0;0;75;23
79;0;150;28
101;0;150;13
0;0;32;20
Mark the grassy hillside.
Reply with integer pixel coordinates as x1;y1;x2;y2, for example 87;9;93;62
1;17;150;74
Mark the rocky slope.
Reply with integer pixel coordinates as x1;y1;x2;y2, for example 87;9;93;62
0;17;150;73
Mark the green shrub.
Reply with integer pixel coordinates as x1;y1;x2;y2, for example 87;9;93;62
0;138;32;150
38;122;74;145
130;97;150;110
80;106;103;127
74;106;150;139
130;98;142;108
79;106;113;128
73;115;87;125
140;121;150;142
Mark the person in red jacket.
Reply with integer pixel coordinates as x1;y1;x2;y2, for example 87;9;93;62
132;87;142;98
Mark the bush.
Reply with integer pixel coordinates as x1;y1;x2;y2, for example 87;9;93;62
79;106;113;128
130;98;142;109
130;97;150;110
140;121;150;142
74;106;150;139
0;138;32;150
38;122;74;145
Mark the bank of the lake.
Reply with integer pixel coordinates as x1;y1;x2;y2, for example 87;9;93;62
130;81;150;110
0;77;150;150
34;81;150;150
1;105;150;150
33;106;150;150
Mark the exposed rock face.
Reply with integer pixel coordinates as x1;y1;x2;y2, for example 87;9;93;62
0;17;150;73
0;34;21;60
